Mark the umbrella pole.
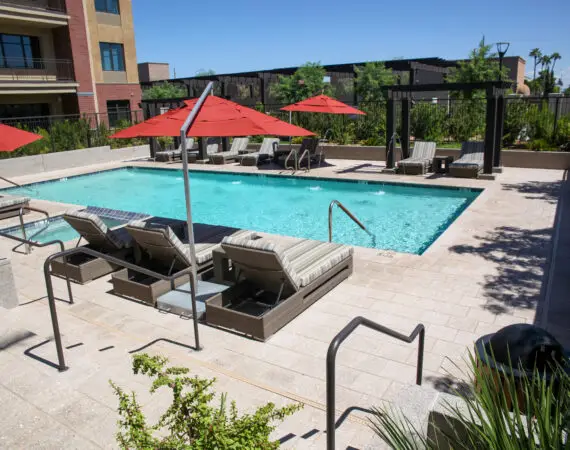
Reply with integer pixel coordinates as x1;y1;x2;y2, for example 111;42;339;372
180;81;214;351
289;111;293;150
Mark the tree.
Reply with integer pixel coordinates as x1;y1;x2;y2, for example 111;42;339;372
271;62;332;104
447;37;507;88
564;86;570;95
354;62;396;103
529;48;542;80
550;52;561;75
111;354;301;449
195;69;216;76
142;81;187;100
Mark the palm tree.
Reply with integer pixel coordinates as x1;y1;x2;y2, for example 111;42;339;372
529;48;542;80
550;52;561;75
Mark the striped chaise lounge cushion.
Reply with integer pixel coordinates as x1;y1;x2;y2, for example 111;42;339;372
399;141;436;168
0;194;30;209
64;209;132;249
451;141;485;168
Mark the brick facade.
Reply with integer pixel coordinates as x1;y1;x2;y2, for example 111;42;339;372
64;0;97;115
96;83;142;115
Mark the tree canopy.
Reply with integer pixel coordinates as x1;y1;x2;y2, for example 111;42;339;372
354;62;395;103
271;62;332;104
142;82;187;100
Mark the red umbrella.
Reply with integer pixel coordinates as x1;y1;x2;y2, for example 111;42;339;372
111;96;314;139
0;123;42;152
281;94;365;115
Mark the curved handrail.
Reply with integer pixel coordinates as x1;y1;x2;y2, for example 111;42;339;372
15;206;51;254
0;176;39;195
284;148;297;172
298;148;310;172
326;316;425;450
42;246;201;372
0;230;73;306
328;200;374;243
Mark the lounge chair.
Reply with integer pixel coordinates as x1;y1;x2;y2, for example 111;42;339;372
295;138;324;169
188;139;220;163
397;141;437;175
240;138;279;166
50;210;134;284
206;235;353;340
155;138;195;162
0;194;30;220
111;220;255;305
449;141;485;178
210;137;250;165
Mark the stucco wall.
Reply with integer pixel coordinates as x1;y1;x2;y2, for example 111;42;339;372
0;145;149;177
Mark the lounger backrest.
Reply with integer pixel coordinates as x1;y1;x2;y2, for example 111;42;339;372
221;235;300;293
259;137;279;156
410;141;436;160
63;210;127;251
126;220;192;268
460;141;485;162
230;137;250;154
0;194;29;209
300;138;319;154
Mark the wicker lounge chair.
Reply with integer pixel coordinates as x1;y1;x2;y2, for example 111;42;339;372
397;141;437;175
111;220;255;305
240;138;279;166
210;137;250;165
0;194;30;220
155;138;195;162
206;235;353;340
449;141;485;178
50;210;133;284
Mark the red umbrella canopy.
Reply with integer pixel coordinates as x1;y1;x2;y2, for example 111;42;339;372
281;94;365;115
0;123;42;152
111;96;315;139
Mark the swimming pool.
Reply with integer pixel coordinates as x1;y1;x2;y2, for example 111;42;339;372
2;167;481;254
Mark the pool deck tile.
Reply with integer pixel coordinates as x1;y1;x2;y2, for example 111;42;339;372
0;157;565;449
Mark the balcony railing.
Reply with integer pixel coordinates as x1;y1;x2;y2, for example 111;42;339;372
0;0;66;13
0;58;75;82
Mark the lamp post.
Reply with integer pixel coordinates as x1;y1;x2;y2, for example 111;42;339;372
496;42;510;81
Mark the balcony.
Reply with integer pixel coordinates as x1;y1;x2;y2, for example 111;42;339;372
0;58;78;94
0;0;69;27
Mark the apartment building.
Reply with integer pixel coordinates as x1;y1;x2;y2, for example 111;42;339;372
0;0;141;120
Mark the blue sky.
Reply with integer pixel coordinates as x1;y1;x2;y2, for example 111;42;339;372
132;0;570;86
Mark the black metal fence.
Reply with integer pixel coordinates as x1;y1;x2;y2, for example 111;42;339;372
260;95;570;149
0;110;145;158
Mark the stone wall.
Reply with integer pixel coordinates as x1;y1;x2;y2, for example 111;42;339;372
0;145;149;177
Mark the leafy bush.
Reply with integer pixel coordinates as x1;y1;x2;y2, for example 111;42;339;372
369;351;570;449
411;103;447;142
503;99;531;146
111;354;301;449
526;103;555;141
447;100;485;142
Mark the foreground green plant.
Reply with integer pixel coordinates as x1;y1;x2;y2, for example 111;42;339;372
111;354;302;449
369;352;570;449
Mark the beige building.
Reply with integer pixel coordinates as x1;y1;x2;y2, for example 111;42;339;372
0;0;141;120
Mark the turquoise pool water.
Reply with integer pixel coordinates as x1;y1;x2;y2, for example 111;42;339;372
2;167;480;254
2;216;125;244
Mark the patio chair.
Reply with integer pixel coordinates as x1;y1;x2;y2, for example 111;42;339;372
449;141;485;178
239;138;279;166
397;141;437;175
0;194;30;220
295;138;324;169
205;235;353;340
188;138;220;163
50;209;134;284
155;138;195;162
112;220;255;305
210;137;250;165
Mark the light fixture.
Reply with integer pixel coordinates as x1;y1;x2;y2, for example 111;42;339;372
495;42;510;81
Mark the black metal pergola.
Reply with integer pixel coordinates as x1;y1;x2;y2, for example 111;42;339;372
384;81;512;175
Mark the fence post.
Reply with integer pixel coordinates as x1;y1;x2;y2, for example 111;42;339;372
483;89;497;174
48;116;56;153
385;97;396;168
401;97;410;159
493;94;506;169
553;95;561;139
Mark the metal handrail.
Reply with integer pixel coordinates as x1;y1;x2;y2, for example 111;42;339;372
328;200;374;242
284;148;297;172
16;206;50;254
0;230;73;306
298;148;310;172
42;246;201;372
326;316;425;450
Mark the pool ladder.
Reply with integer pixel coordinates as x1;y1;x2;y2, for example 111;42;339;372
328;200;375;244
15;206;51;254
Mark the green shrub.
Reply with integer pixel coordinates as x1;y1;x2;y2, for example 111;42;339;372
410;103;447;142
369;351;570;449
503;99;531;146
111;354;301;449
447;100;485;142
526;103;555;141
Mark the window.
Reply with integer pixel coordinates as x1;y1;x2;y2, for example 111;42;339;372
95;0;119;14
99;43;125;71
0;103;50;120
107;100;131;127
0;33;41;69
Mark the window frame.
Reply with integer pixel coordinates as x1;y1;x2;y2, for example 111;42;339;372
99;42;125;72
95;0;120;14
0;33;41;69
